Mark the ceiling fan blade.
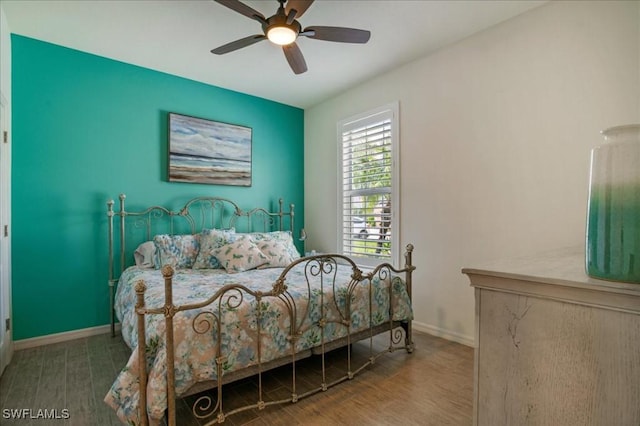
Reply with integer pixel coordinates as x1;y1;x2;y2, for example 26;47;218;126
282;42;307;74
285;0;314;21
214;0;265;23
302;26;371;43
211;34;266;55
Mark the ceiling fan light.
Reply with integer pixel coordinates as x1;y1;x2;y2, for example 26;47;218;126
267;26;297;45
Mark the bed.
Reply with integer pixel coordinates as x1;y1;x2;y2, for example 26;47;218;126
103;194;415;425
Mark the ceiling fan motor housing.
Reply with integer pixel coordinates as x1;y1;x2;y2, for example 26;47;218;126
263;14;302;44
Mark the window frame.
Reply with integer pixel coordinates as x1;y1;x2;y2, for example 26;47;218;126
337;102;400;267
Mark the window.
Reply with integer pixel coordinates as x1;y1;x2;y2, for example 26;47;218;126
338;103;399;266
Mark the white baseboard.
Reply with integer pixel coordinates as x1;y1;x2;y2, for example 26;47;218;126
14;323;121;351
412;321;475;347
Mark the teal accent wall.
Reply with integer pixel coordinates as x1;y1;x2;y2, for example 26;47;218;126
11;35;304;340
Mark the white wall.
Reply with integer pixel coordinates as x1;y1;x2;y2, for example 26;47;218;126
1;6;10;96
304;1;640;345
0;4;13;373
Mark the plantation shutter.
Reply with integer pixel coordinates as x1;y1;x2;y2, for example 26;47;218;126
339;105;397;262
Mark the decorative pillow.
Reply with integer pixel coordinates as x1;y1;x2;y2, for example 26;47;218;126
192;228;236;269
133;241;157;268
214;238;268;273
255;239;298;268
153;234;200;269
241;231;300;261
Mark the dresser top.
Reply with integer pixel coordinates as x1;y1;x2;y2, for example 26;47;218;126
462;246;640;299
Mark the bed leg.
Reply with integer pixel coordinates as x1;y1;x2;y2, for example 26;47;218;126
135;280;149;426
162;266;177;426
404;244;415;353
107;199;115;338
401;321;414;353
109;279;116;337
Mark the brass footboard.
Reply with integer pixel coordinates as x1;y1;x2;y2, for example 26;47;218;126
134;244;415;426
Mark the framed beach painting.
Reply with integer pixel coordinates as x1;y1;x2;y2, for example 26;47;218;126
168;113;252;186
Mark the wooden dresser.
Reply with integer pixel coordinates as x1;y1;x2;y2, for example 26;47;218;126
463;247;640;426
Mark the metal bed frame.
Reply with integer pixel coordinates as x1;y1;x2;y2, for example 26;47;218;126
107;194;415;425
107;193;295;337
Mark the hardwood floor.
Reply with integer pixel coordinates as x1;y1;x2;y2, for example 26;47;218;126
0;333;128;426
0;331;473;425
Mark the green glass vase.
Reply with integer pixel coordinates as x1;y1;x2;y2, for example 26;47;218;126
586;124;640;283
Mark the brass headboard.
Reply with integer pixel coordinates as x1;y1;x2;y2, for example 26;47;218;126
106;193;295;336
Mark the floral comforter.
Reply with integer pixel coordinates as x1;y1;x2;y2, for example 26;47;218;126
104;263;413;424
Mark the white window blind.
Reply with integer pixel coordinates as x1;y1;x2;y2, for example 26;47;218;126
338;103;398;264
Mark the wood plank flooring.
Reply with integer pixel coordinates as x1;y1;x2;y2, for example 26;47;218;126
0;331;473;425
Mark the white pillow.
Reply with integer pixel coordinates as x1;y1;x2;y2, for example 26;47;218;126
133;241;157;268
214;238;268;273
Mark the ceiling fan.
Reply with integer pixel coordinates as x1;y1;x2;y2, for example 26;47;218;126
211;0;371;74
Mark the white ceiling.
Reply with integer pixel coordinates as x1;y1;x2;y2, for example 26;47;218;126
2;0;547;109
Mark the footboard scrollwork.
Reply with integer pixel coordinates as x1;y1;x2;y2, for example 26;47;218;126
134;244;415;426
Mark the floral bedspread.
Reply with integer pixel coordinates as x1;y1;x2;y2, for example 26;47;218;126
104;263;413;424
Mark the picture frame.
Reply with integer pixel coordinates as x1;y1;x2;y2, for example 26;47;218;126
168;112;252;186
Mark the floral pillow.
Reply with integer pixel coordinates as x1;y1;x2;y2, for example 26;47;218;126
192;228;236;269
153;234;200;269
255;239;298;268
213;238;268;273
242;231;300;262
